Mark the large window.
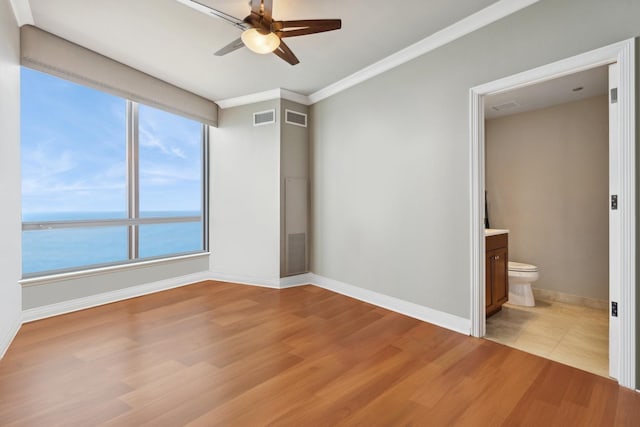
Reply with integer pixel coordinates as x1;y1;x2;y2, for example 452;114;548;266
21;68;208;277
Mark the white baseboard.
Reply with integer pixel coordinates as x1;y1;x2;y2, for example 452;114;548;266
309;274;471;335
279;273;314;288
20;270;309;325
208;271;313;289
19;270;471;337
208;271;280;288
0;311;22;359
22;271;213;323
532;288;608;311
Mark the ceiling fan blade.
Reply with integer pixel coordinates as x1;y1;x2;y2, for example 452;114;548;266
177;0;248;31
273;40;299;66
272;19;342;38
214;37;245;56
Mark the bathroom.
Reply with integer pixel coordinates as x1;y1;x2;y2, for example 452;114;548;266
482;66;610;377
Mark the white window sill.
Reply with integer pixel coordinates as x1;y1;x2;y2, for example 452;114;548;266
19;252;211;287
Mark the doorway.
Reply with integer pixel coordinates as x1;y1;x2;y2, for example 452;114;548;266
483;65;610;377
469;39;636;389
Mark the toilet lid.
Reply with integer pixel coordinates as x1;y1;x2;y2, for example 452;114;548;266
508;261;538;272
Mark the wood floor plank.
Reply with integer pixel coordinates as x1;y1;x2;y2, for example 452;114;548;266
1;280;638;426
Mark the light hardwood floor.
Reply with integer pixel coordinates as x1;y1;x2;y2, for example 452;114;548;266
485;299;609;378
1;281;638;426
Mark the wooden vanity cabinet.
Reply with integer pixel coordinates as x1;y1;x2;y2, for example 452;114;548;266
486;233;508;317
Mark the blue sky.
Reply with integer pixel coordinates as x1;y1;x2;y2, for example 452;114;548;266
21;68;202;218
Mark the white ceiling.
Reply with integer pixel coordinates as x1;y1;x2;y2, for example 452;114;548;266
485;65;609;119
25;0;502;103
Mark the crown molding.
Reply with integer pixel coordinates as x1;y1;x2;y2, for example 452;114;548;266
8;0;539;110
214;0;538;109
279;89;312;106
216;88;311;109
216;88;281;109
9;0;34;27
308;0;539;104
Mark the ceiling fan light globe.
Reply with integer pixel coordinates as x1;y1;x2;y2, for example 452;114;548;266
241;28;280;54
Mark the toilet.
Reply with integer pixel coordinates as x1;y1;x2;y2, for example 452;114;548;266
508;261;539;306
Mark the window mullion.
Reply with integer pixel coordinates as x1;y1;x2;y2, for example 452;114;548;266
126;101;140;259
202;124;210;252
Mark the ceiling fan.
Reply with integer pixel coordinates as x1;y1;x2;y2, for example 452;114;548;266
181;0;342;65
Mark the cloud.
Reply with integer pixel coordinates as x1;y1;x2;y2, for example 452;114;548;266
138;123;187;159
25;142;76;178
140;166;200;186
171;147;186;159
21;174;127;214
139;124;168;152
21;69;202;214
21;140;126;213
22;178;125;196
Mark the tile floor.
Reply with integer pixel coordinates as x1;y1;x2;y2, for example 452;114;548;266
485;299;609;378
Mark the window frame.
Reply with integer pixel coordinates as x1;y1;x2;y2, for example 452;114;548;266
21;91;209;279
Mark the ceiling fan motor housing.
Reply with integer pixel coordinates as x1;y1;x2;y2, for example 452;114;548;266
208;0;341;65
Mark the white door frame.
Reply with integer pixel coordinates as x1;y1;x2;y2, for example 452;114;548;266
469;38;636;389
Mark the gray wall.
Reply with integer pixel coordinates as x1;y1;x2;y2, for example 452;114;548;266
210;100;281;282
22;257;210;308
0;0;23;354
280;100;310;277
210;99;309;281
309;0;640;384
22;256;209;309
637;38;640;389
486;95;609;301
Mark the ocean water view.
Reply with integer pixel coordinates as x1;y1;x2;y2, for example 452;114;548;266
22;211;203;275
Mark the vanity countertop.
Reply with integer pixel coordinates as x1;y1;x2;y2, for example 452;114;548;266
485;228;509;237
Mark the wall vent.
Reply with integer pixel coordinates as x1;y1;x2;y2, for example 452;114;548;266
286;233;307;275
285;109;307;127
490;101;519;112
253;109;276;126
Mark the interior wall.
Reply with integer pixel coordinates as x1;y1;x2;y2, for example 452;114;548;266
636;37;640;389
0;0;23;356
486;95;609;301
280;99;309;277
210;100;281;282
22;257;209;309
310;0;639;339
